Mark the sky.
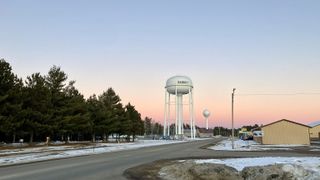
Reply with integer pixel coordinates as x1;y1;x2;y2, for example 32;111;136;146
1;0;320;128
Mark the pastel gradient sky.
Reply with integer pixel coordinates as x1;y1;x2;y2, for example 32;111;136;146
1;0;320;128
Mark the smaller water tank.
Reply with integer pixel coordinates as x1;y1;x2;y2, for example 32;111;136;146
203;109;210;118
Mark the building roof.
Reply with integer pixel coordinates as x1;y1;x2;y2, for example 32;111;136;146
310;124;320;128
308;120;320;127
262;119;311;128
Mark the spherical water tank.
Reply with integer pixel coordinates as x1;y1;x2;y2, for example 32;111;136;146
165;75;193;95
203;109;210;118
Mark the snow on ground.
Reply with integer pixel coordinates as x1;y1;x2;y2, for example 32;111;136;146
310;149;320;151
0;140;185;166
195;157;320;178
0;145;80;155
195;157;320;171
209;139;312;151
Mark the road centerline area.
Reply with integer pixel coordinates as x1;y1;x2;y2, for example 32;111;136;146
0;139;220;180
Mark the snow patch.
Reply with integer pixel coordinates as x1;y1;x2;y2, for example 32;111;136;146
0;140;185;166
195;157;320;172
209;139;309;151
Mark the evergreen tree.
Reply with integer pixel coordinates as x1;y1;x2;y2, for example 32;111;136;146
45;65;68;139
86;94;104;142
169;123;175;135
0;60;155;143
144;117;152;135
124;103;143;142
60;81;89;142
21;73;50;143
153;122;163;136
0;59;23;142
183;123;191;129
98;88;124;142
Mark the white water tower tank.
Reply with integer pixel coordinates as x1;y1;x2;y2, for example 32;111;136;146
203;109;210;130
203;109;210;118
164;75;195;139
165;76;193;95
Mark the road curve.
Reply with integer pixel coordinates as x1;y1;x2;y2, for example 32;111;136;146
0;138;222;180
1;138;319;180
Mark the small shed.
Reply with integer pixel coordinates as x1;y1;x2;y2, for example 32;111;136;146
261;119;310;145
310;124;320;140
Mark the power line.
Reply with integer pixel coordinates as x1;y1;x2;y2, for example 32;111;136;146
236;92;320;96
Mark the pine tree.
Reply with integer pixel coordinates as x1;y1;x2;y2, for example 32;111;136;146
45;66;68;139
87;94;104;142
0;59;23;142
124;103;144;142
0;60;156;143
153;122;163;136
21;73;50;143
98;88;124;142
144;117;152;135
60;81;89;142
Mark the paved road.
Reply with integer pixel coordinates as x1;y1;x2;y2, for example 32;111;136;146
0;138;319;180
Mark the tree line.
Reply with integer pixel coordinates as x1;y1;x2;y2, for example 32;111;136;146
212;124;260;137
144;117;163;138
0;59;145;143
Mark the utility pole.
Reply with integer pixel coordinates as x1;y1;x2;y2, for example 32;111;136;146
231;88;236;149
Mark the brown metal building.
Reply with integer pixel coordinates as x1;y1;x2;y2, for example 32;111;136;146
310;124;320;140
262;119;310;145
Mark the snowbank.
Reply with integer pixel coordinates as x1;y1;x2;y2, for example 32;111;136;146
195;157;320;179
0;140;184;166
209;139;311;151
195;157;320;171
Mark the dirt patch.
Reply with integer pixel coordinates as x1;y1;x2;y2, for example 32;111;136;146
159;161;241;180
241;165;295;180
124;160;174;180
124;159;241;180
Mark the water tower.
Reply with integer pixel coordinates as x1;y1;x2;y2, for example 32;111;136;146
203;109;210;130
164;75;195;139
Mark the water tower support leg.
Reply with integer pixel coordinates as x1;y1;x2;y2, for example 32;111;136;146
179;95;183;135
189;87;193;139
167;94;170;136
177;95;181;135
191;89;195;139
164;90;167;137
175;86;178;135
206;118;208;130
